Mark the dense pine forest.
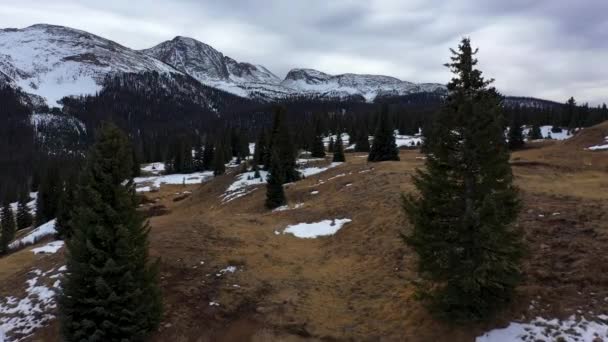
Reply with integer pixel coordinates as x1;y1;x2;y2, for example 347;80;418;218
0;71;607;207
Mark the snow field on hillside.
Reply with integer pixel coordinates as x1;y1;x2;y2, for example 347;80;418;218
30;241;64;255
282;218;352;238
0;266;66;341
221;162;343;203
9;220;57;250
134;171;214;192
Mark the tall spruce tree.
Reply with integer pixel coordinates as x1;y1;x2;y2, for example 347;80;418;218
311;122;326;158
508;116;525;150
354;130;370;152
16;191;33;230
253;131;267;168
368;106;399;162
202;140;214;171
60;123;161;341
328;137;335;153
333;133;346;162
266;107;299;183
403;38;523;321
528;124;543;140
1;202;16;254
265;149;286;209
193;144;205;172
55;179;77;240
36;164;61;225
213;141;226;176
311;134;326;158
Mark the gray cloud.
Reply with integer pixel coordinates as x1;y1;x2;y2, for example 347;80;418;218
0;0;606;104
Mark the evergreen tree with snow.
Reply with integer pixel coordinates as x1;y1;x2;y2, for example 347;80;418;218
265;149;286;210
333;134;346;162
368;105;399;162
60;123;161;341
1;202;16;254
508;116;525;150
403;38;523;322
16;191;33;230
528;124;543;140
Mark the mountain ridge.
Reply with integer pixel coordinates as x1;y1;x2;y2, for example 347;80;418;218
0;23;449;105
0;23;565;108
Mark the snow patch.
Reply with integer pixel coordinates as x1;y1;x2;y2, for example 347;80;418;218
9;219;57;250
30;241;64;255
299;162;342;178
0;267;66;340
587;136;608;151
134;171;214;192
477;316;608;342
140;162;166;175
282;218;352;238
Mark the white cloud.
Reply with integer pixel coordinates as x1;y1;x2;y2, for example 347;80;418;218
0;0;606;104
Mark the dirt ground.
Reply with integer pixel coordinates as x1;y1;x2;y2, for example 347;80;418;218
7;122;608;341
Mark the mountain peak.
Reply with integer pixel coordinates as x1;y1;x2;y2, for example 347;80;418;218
142;37;280;88
0;23;177;106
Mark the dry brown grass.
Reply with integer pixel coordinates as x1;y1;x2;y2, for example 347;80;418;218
7;122;608;341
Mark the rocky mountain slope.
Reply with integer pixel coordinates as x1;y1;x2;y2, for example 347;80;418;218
0;24;178;107
0;24;448;106
141;37;446;101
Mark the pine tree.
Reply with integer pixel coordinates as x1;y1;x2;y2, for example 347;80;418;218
528;124;542;140
202;140;214;171
60;123;161;341
131;148;141;178
253;131;267;168
1;202;16;254
333;133;346;162
354;130;370;152
213;141;226;176
265;149;286;209
403;38;523;322
55;179;76;240
311;134;326;158
311;122;326;158
267;107;300;183
16;191;33;230
508;116;525;150
328;137;335;153
368;106;399;162
36;164;61;225
193;144;205;172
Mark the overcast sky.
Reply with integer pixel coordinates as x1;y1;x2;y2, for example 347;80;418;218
1;0;606;105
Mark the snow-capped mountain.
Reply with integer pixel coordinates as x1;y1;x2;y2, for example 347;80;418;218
141;36;284;98
0;24;178;107
281;68;445;101
0;24;447;105
142;37;446;101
